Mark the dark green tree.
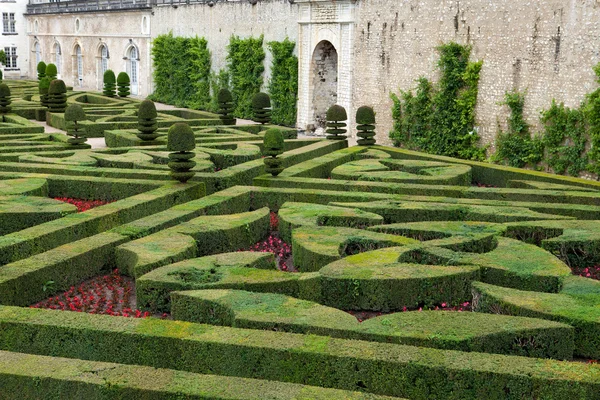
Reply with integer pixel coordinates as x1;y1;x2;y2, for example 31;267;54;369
0;83;11;121
251;92;271;124
326;105;347;140
356;106;376;146
47;79;67;113
103;70;117;97
37;61;47;80
263;128;284;176
45;63;57;80
64;104;87;145
217;88;235;125
167;123;196;183
137;99;159;141
117;72;130;97
39;77;51;109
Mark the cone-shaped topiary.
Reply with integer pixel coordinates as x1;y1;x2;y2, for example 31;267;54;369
117;72;130;97
326;104;348;140
45;63;58;80
47;79;67;113
167;123;196;183
64;104;87;145
251;92;271;124
0;83;11;121
137;99;159;141
356;106;376;146
103;70;116;97
217;88;235;125
37;61;47;80
38;77;51;109
263;128;285;176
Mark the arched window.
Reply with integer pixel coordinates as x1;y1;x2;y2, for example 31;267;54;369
75;44;83;87
54;42;62;75
100;45;109;75
127;45;139;95
35;42;41;65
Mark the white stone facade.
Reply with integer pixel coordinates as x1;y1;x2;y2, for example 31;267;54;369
1;0;29;78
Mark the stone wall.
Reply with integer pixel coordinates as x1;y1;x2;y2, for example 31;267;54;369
353;0;600;147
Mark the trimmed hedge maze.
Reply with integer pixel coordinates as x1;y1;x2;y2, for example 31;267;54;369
0;82;599;399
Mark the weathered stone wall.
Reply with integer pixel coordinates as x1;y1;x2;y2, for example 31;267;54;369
353;0;600;147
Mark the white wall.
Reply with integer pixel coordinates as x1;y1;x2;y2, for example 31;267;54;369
0;0;29;78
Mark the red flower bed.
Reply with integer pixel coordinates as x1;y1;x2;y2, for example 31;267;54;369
54;197;113;212
572;264;600;280
242;234;292;271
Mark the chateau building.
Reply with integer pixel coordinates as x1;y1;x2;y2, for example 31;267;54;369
1;0;29;78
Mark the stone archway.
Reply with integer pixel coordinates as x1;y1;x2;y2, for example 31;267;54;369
311;40;338;130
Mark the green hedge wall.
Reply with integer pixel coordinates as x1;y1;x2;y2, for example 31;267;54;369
268;39;298;127
227;35;265;119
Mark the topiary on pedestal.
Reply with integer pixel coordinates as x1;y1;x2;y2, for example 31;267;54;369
217;88;235;125
0;83;11;122
263;128;285;176
39;77;51;109
356;106;376;146
45;63;57;80
37;61;47;80
137;99;159;141
251;92;271;124
47;79;67;113
103;70;116;97
326;104;348;140
64;104;87;146
117;72;130;97
167;123;196;183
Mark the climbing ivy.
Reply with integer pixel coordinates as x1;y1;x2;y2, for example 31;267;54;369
268;38;298;126
389;42;485;161
150;33;211;110
227;35;265;119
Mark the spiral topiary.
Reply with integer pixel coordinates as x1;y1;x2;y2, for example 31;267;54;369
47;79;67;113
45;63;58;80
103;70;116;97
167;123;196;183
251;92;271;124
325;104;348;140
356;106;376;146
38;77;51;109
37;61;47;80
137;99;159;141
64;104;87;145
217;88;235;125
263;128;285;176
0;83;11;121
117;72;130;97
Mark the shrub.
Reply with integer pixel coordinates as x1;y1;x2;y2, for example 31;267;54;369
47;79;67;113
37;61;47;80
227;35;265;119
137;100;159;141
0;83;11;120
103;70;117;97
167;123;196;183
45;63;57;80
217;88;235;125
117;72;130;97
326;105;347;140
64;104;87;145
252;92;271;124
38;77;51;109
0;49;6;66
0;69;3;82
263;128;285;176
267;39;298;126
356;106;376;146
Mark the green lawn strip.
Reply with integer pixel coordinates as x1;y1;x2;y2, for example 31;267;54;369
0;306;598;399
472;278;600;358
0;195;77;235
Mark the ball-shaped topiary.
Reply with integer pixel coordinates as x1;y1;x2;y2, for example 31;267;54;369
217;88;235;125
64;104;87;145
167;123;196;183
251;92;271;124
263;128;285;176
325;104;348;140
38;77;51;109
117;72;130;97
47;79;67;113
356;106;376;146
103;70;116;97
45;63;58;80
37;61;47;80
137;99;159;141
0;83;12;119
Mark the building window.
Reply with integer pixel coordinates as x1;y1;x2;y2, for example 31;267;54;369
3;47;17;69
2;13;16;34
54;42;62;75
35;42;41;65
100;45;108;75
75;44;83;86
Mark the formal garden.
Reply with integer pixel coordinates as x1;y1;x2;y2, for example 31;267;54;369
0;63;599;398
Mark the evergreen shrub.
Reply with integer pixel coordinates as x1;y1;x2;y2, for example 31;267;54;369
167;123;196;183
117;72;130;97
137;100;159;141
47;80;67;113
64;104;87;145
263;128;285;176
356;106;376;146
37;61;47;80
103;70;117;97
326;105;347;140
252;92;271;124
217;88;235;125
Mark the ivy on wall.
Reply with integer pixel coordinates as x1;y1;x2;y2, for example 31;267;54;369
227;35;265;119
389;42;486;161
150;33;211;110
268;38;298;126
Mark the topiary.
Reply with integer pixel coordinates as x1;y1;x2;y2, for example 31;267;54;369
45;63;58;80
0;69;3;82
37;61;47;80
326;104;348;140
356;106;376;146
137;99;159;141
38;77;51;109
64;104;87;145
251;92;271;124
263;128;285;176
47;79;67;113
167;123;196;183
117;72;130;97
217;88;235;125
103;70;116;97
0;83;11;121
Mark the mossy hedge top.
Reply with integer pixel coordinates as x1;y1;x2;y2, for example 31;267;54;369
64;104;86;122
48;80;67;94
327;105;347;121
138;100;157;120
356;106;376;124
117;72;130;84
168;123;195;152
45;64;57;78
103;70;116;83
264;128;284;152
217;88;233;103
252;92;271;109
